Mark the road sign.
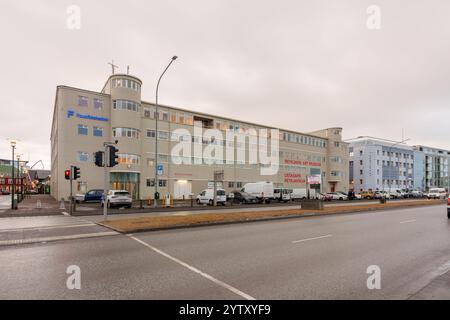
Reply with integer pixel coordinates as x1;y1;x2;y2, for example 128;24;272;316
157;164;164;176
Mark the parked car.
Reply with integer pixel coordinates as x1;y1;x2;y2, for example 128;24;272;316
354;193;362;200
409;190;424;198
318;193;333;201
241;182;274;203
197;188;227;206
327;192;348;201
427;188;447;200
274;188;291;202
1;190;10;195
75;189;104;203
230;191;258;204
101;190;132;208
447;196;450;219
360;191;374;200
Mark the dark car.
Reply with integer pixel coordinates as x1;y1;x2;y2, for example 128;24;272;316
230;191;258;204
1;190;11;195
75;189;104;203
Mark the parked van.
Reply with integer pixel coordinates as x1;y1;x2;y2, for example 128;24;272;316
197;188;227;205
427;188;447;200
274;188;291;202
290;188;318;200
241;182;274;203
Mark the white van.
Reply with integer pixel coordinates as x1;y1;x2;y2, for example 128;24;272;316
241;182;274;203
427;188;447;200
290;188;307;201
274;188;291;202
290;188;318;200
197;189;227;205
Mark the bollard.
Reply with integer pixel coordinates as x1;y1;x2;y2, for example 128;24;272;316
59;198;66;210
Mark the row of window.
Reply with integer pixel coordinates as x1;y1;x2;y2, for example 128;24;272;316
113;100;140;112
113;127;140;139
78;96;104;109
282;132;327;148
352;149;415;160
112;78;141;91
358;179;414;186
77;125;104;137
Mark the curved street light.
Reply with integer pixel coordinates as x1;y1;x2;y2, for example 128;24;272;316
154;56;178;207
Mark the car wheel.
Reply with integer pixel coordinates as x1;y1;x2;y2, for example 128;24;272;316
242;199;247;204
196;199;201;205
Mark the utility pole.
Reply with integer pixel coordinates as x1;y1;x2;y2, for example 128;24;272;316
69;165;73;215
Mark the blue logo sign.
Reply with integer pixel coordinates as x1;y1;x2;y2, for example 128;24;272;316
157;164;164;176
67;109;108;122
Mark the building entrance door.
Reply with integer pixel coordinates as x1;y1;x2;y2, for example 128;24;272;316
174;180;192;200
110;172;140;200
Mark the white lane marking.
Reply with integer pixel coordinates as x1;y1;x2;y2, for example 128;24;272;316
400;219;417;224
128;235;256;300
0;231;119;247
0;223;96;233
292;234;333;244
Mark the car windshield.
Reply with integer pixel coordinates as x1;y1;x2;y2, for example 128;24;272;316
115;192;130;196
217;190;225;196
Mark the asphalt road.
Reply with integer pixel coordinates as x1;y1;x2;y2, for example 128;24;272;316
0;204;449;299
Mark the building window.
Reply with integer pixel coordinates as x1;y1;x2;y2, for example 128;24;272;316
77;151;89;162
77;181;88;193
147;158;155;167
157;131;169;140
78;125;88;135
113;99;140;112
146;130;156;138
228;182;235;188
93;99;103;109
158;179;167;187
331;171;341;177
93;127;103;137
112;78;141;91
113;127;140;139
158;154;169;163
146;178;155;187
117;154;141;165
236;182;243;188
78;96;88;107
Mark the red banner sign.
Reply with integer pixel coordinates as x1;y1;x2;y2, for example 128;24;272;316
0;178;25;186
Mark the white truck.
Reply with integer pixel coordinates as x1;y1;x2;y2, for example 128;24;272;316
241;182;274;203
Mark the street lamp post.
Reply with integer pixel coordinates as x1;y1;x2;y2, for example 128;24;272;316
154;56;178;208
9;139;17;210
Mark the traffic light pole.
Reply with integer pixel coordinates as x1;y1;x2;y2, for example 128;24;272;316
103;144;109;220
69;165;73;215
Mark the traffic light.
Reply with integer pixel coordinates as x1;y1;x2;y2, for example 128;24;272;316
108;146;119;167
64;170;71;180
73;166;81;180
94;151;104;167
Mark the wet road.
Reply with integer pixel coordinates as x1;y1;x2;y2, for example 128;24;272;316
0;204;449;299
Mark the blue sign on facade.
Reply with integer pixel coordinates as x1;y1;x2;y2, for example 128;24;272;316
67;109;108;122
157;164;164;176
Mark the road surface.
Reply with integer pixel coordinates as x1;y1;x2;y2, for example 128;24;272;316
0;204;449;299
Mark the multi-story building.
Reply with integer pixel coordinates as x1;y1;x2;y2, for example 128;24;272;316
413;145;450;190
50;73;349;201
347;137;424;192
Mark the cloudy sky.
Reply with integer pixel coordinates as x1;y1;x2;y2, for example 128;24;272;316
1;0;449;169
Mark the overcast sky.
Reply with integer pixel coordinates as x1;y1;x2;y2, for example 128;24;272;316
1;0;450;169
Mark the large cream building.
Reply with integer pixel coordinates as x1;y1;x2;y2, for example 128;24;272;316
51;73;349;201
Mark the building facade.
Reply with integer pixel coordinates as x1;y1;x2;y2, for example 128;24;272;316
413;145;450;190
51;73;349;201
348;137;423;192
